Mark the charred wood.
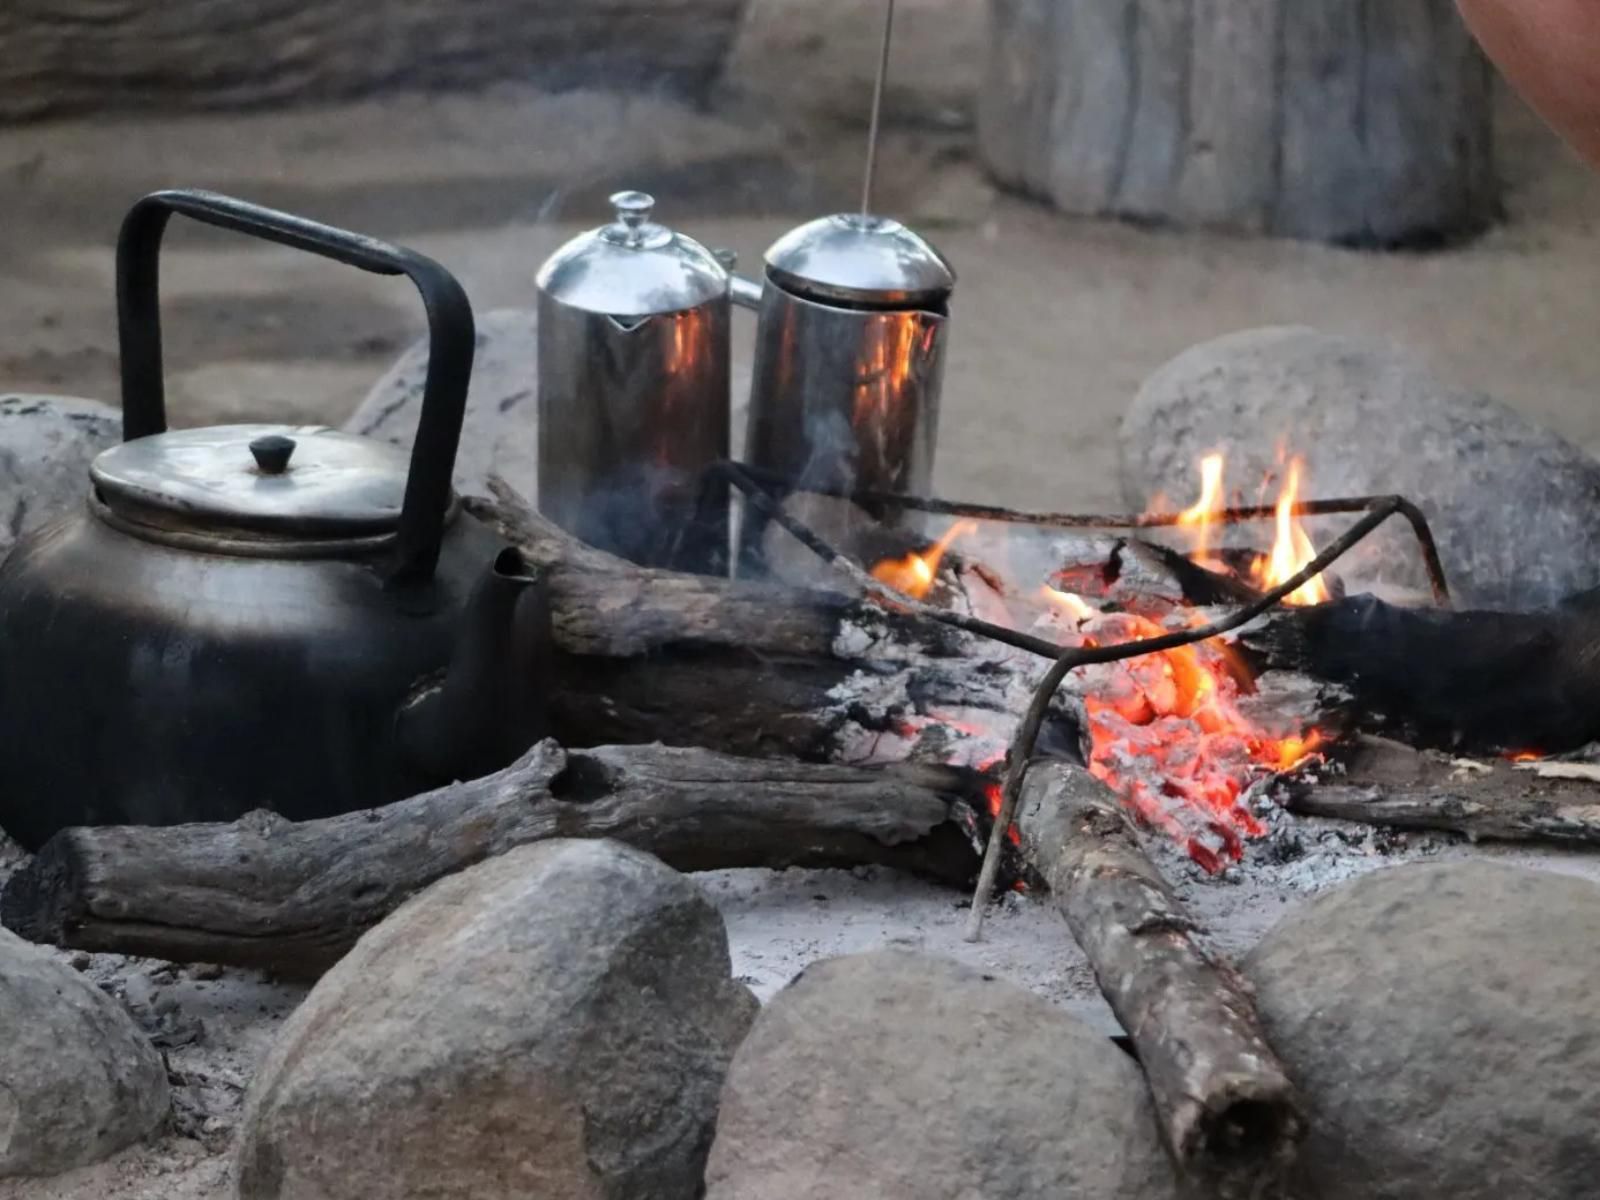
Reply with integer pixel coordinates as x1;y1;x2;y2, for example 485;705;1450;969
1;742;982;978
1288;783;1600;847
1284;735;1600;847
467;482;1052;762
1014;759;1304;1197
1243;591;1600;753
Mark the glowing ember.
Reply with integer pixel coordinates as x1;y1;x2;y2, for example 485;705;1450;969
982;779;1022;849
870;520;976;600
858;457;1333;875
1063;608;1320;872
1177;452;1225;569
1250;458;1330;605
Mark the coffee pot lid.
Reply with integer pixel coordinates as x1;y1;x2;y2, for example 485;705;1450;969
536;190;729;317
763;213;955;306
91;423;415;537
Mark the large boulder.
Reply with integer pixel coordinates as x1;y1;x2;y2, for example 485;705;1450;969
234;838;758;1200
0;393;118;561
1119;327;1600;609
0;929;170;1177
705;950;1182;1200
1244;861;1600;1199
344;308;541;501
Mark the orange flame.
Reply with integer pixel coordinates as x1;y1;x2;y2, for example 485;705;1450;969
1251;459;1330;605
871;520;976;601
1169;452;1330;607
1177;453;1225;569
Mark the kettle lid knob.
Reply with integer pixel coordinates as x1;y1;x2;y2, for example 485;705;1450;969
249;434;297;475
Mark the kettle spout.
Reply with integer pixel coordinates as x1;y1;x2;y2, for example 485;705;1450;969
397;547;551;783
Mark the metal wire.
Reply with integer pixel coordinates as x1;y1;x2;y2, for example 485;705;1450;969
718;462;1064;659
729;463;1452;607
711;460;1444;940
861;0;896;216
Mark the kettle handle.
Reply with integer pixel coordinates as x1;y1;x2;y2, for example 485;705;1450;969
115;188;474;585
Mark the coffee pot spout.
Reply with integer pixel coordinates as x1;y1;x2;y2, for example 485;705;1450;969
396;547;551;784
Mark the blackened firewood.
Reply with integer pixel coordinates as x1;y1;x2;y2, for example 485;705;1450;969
1288;781;1600;847
1283;733;1600;847
1015;760;1305;1197
1243;589;1600;753
1122;539;1265;607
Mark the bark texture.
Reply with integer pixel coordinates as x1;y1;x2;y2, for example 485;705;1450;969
1;742;979;977
980;0;1498;245
0;0;747;122
1015;759;1304;1197
468;484;1059;763
1285;735;1600;847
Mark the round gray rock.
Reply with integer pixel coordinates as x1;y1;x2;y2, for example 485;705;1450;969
0;393;119;560
234;838;758;1200
344;308;541;500
1120;327;1600;609
1244;861;1600;1199
705;950;1181;1200
0;928;170;1177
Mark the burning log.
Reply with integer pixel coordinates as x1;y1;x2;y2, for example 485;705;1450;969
1244;591;1600;753
0;742;983;977
1013;759;1305;1196
471;481;1080;768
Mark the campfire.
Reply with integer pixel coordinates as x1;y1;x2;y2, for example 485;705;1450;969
852;450;1338;875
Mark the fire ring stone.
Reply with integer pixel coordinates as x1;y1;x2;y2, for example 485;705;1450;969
1244;860;1600;1199
705;950;1183;1200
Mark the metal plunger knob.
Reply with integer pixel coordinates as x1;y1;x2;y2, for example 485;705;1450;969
249;434;297;475
610;191;655;246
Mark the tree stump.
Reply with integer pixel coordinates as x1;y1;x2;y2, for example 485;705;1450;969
0;0;748;123
979;0;1499;246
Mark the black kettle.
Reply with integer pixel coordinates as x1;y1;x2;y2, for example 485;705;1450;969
0;189;550;850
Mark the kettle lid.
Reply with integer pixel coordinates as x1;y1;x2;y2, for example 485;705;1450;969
90;423;419;538
536;190;728;317
763;213;955;307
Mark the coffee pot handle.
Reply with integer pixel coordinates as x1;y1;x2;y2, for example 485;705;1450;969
115;187;474;585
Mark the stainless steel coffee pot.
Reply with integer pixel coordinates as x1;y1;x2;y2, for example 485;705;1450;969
536;190;732;574
732;211;955;554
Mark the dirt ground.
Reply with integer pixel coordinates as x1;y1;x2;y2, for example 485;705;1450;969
3;6;1600;1196
2;0;1599;516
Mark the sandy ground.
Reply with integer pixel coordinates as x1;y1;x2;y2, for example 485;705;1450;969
1;3;1599;514
4;0;1600;1195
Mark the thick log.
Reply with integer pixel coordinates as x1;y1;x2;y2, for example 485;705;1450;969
1015;759;1304;1196
979;0;1498;246
1;742;980;978
0;0;746;123
1242;591;1600;753
468;485;1034;762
